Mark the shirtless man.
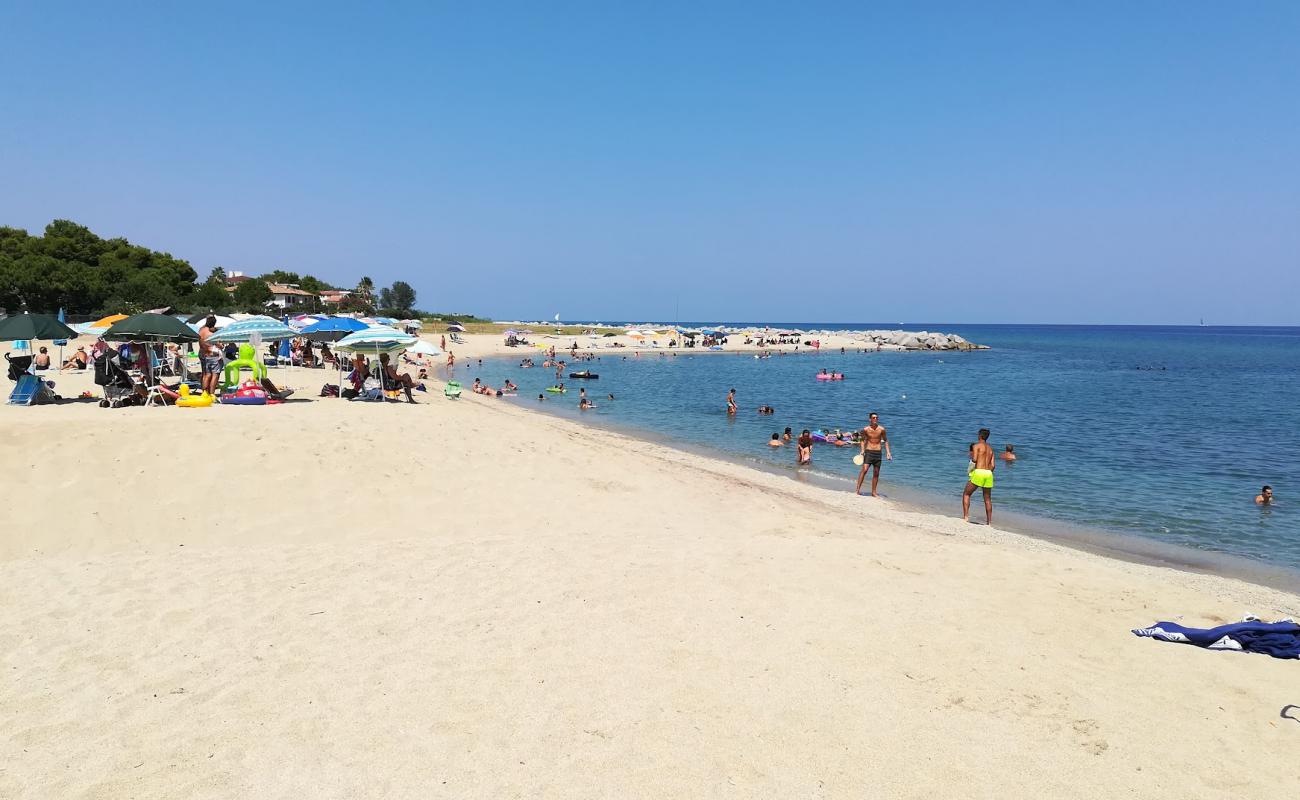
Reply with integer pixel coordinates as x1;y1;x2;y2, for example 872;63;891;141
197;315;222;396
1255;485;1273;505
963;428;996;524
726;388;737;416
855;412;892;497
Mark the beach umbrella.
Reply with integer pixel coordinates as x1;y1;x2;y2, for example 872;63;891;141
333;326;418;399
0;313;79;342
288;315;325;332
300;317;367;342
54;308;70;370
185;313;236;329
89;313;129;329
208;315;295;343
446;323;466;332
104;312;200;343
335;326;417;354
407;340;443;357
398;319;422;329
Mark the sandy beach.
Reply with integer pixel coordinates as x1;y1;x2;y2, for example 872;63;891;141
1;338;1297;799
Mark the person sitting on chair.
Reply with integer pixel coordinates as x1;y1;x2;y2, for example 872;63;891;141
379;353;416;403
33;347;52;370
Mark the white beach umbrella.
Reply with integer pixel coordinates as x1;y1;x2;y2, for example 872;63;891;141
407;340;442;356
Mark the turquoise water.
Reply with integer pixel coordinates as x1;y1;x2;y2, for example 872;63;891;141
456;325;1300;573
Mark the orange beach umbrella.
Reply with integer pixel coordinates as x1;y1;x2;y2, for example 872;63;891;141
89;313;129;329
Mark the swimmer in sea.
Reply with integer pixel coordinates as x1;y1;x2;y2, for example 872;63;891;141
727;388;737;416
1001;444;1017;462
783;427;793;442
769;433;783;447
1256;485;1273;505
963;428;996;525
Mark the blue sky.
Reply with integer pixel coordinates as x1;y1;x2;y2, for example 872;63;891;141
2;2;1297;324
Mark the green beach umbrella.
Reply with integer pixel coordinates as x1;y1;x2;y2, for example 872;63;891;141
104;312;200;343
0;313;80;342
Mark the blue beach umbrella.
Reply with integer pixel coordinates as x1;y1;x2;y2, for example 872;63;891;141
54;307;69;367
300;317;368;342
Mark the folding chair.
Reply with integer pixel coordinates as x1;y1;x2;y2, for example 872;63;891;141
8;374;54;405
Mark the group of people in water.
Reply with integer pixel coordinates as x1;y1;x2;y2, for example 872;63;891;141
737;384;1019;524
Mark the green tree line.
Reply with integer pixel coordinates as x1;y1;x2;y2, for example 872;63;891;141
0;220;428;317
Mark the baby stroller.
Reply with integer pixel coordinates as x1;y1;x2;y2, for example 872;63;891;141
5;353;32;382
94;350;138;408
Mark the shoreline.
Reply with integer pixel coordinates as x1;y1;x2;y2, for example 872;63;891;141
461;351;1300;596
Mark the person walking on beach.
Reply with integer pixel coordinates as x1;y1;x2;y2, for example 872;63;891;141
726;388;737;416
855;412;892;497
198;315;222;396
963;428;996;525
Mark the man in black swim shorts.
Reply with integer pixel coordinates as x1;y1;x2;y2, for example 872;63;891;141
855;412;892;497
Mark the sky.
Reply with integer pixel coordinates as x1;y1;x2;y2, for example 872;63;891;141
2;2;1297;325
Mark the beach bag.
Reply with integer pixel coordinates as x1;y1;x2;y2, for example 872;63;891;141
320;383;340;397
341;387;359;400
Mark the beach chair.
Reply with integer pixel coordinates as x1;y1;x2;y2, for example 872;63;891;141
449;333;467;345
8;374;56;405
444;380;462;399
144;375;171;407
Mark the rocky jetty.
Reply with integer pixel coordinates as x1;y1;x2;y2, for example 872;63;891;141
856;330;986;351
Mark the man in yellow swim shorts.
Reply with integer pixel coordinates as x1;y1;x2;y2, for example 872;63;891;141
963;428;996;525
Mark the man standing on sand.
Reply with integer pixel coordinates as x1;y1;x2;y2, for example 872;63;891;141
726;388;737;416
198;314;222;397
963;428;996;524
855;412;892;497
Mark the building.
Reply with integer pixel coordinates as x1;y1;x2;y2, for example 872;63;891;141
265;283;316;309
318;289;354;307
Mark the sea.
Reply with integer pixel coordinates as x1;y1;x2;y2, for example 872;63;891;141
454;324;1300;582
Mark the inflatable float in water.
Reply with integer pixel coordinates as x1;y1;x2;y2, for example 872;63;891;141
815;372;845;381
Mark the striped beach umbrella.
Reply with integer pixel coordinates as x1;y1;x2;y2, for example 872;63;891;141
208;316;296;343
334;326;418;354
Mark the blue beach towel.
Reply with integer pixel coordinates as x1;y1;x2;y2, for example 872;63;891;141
1133;618;1300;659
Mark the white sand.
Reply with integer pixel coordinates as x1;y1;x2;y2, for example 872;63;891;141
2;340;1297;798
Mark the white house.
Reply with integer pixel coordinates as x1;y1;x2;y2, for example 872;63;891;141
265;283;315;309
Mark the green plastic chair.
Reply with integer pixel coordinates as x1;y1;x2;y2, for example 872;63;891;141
444;380;462;399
